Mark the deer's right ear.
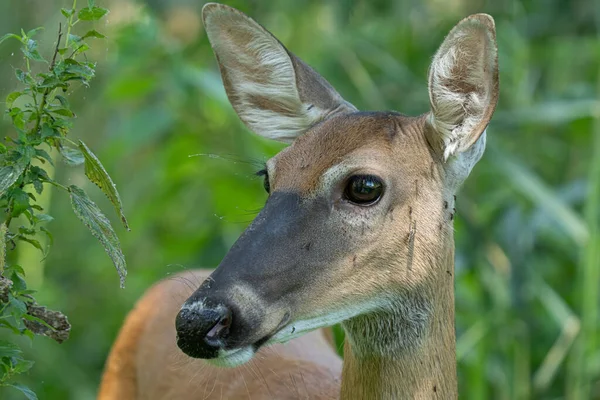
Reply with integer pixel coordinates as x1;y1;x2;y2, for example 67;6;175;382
202;3;356;143
427;14;499;161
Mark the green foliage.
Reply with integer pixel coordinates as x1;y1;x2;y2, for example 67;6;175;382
0;0;127;396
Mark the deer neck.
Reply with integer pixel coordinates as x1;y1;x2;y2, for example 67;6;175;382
340;215;457;399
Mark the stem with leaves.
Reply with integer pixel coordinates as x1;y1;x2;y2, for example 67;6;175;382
0;1;128;398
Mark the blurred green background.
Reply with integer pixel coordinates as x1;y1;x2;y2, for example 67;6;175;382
0;0;599;398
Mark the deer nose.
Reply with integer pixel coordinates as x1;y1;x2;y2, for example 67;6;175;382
175;304;232;359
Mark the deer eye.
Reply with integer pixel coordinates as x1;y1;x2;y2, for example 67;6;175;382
256;169;270;193
344;175;384;205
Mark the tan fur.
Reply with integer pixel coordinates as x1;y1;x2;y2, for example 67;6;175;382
100;5;499;399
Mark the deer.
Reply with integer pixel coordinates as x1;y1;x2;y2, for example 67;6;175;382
98;3;499;399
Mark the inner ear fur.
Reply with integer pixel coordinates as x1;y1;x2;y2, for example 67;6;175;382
427;14;499;161
202;3;355;143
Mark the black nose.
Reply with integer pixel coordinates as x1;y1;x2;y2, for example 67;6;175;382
175;305;233;359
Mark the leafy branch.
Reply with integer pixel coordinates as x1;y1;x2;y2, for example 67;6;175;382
0;1;127;397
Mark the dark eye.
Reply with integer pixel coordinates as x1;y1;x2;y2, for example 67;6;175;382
256;169;270;193
344;175;384;205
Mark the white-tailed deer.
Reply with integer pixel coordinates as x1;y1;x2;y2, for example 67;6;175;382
99;3;498;399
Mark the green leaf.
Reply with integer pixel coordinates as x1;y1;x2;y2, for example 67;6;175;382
32;179;43;195
69;185;127;287
77;6;109;21
7;384;38;400
54;95;69;108
59;146;84;166
26;27;44;38
22;39;46;63
34;213;53;223
40;124;60;139
0;340;22;358
15;69;34;85
50;108;74;118
13;359;35;374
8;108;25;131
40;226;53;245
61;8;75;18
79;141;129;230
56;59;95;81
19;226;36;235
35;149;54;165
82;30;106;40
6;264;25;277
72;43;90;55
0;33;22;45
0;163;26;196
68;34;82;44
9;295;27;315
6;91;23;109
11;188;31;217
38;76;68;91
17;235;43;252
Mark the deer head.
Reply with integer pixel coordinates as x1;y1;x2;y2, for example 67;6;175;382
175;3;499;369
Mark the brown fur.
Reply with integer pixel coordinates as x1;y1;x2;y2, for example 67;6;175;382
98;270;342;399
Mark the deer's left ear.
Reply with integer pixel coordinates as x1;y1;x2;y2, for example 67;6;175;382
202;3;356;143
427;14;499;161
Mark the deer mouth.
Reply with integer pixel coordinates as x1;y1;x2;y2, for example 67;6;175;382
203;314;291;367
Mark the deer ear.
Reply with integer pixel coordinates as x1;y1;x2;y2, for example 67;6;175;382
202;3;356;143
427;14;499;161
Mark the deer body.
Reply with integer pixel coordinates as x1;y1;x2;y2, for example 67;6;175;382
99;4;498;399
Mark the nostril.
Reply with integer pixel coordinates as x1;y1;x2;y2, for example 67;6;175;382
206;308;232;341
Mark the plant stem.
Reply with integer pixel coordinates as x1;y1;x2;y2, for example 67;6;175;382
65;0;77;48
32;24;63;137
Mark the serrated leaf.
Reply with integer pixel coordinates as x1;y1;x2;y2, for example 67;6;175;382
69;185;127;287
54;95;69;108
78;141;129;230
7;384;38;400
50;108;74;118
13;359;35;374
56;59;95;81
40;226;53;245
6;91;22;109
61;8;75;18
82;30;106;40
59;146;84;166
18;235;43;252
73;43;90;55
0;340;22;358
35;149;54;165
19;226;36;235
78;6;109;21
34;213;53;223
33;179;43;194
9;295;27;314
68;34;81;44
22;39;46;63
26;27;44;38
11;188;31;217
0;163;26;196
40;124;60;139
8;108;25;131
15;69;34;85
0;33;21;45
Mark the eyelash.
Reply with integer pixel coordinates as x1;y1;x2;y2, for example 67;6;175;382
256;168;270;193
